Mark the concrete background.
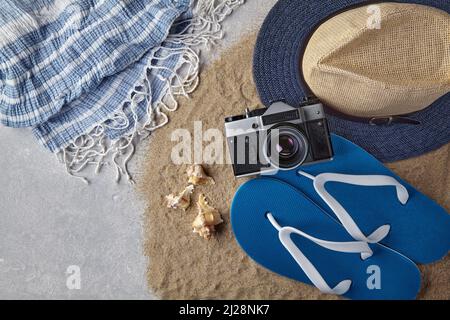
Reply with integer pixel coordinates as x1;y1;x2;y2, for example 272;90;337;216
0;0;277;299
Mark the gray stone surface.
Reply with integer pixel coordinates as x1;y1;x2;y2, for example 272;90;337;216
0;0;277;299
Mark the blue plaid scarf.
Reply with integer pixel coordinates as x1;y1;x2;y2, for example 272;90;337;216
0;0;243;183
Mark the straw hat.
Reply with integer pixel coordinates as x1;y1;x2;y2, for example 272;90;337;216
253;0;450;162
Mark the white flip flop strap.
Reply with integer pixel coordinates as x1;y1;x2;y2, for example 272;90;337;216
299;171;409;245
267;213;372;295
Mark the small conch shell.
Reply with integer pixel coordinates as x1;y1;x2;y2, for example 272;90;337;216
166;185;194;210
192;194;223;239
187;165;215;186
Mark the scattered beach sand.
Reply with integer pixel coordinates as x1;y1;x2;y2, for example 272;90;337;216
139;33;449;300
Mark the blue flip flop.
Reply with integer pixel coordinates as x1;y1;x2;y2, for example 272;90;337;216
231;177;421;300
271;134;450;264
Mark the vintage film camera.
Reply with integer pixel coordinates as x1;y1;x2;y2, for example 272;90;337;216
225;99;334;177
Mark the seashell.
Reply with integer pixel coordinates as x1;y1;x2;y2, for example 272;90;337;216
166;185;194;210
187;164;215;186
192;194;223;239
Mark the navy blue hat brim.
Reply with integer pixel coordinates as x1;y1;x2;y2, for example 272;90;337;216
253;0;450;162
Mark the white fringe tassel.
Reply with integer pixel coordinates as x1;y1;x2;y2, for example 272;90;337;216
59;0;245;185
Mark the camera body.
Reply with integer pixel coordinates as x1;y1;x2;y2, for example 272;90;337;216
225;100;333;177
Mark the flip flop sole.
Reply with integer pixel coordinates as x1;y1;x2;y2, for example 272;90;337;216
231;177;421;300
271;134;450;264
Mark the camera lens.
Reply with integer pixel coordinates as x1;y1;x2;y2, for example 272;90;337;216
265;126;309;170
277;135;299;159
